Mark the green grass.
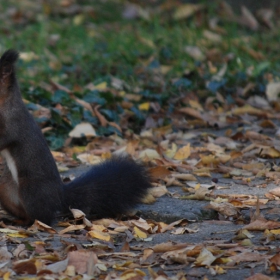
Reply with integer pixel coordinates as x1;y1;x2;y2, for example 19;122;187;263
0;0;279;149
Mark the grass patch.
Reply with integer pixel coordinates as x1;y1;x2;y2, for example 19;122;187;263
0;0;278;148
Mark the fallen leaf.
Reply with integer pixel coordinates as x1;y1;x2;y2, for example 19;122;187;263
133;226;147;239
139;149;161;160
208;202;238;217
173;4;204;20
59;224;86;235
195;247;216;266
69;123;96;138
244;218;280;231
174;143;191;160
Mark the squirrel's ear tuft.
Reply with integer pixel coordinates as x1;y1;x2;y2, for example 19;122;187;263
0;50;18;89
0;49;18;74
0;50;19;66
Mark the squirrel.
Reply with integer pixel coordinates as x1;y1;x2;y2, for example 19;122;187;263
0;49;151;225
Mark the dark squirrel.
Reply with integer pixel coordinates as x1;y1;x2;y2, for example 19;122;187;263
0;50;151;225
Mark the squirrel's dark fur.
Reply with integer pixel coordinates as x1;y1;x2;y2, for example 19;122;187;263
0;50;151;225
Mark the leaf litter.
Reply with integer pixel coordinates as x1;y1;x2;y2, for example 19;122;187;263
1;0;280;279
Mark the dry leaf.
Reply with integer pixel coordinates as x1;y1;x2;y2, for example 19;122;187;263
139;149;161;160
59;224;86;235
29;220;56;234
195;247;216;266
148;185;168;198
133;227;147;239
244;218;280;231
87;229;111;241
174;143;191;160
173;4;204;20
208;202;238;217
69;123;96;138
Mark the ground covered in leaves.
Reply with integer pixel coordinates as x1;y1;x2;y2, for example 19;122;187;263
2;0;280;279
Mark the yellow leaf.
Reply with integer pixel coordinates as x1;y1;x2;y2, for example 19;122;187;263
7;232;29;238
164;142;177;158
174;143;191;160
113;260;133;269
95;82;107;90
200;155;220;166
138;36;155;48
261;147;280;158
138;102;150;111
160;65;172;74
0;228;20;234
193;168;211;177
3;272;10;280
239;239;253;246
189;99;203;110
232;105;264;116
173;4;204;20
270;229;280;235
119;269;146;278
35;259;44;271
90;224;107;231
88;230;111;241
73;14;85;25
133;226;147;239
213;265;226;274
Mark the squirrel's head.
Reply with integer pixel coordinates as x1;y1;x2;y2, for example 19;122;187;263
0;49;19;98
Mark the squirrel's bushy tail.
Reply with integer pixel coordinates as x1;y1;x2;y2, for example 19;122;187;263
62;156;151;218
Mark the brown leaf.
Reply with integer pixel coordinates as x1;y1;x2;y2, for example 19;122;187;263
240;6;259;30
125;140;139;156
257;8;274;29
245;273;276;280
208;202;238;217
244;218;280;231
229;251;266;264
68;251;96;275
149;166;171;179
269;253;280;266
29;220;57;234
13;259;37;275
232;106;266;117
269;187;280;197
59;224;86;235
108;121;122;133
93;105;108;127
178;107;203;120
161;219;189;233
172;173;196;181
153;242;190;253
